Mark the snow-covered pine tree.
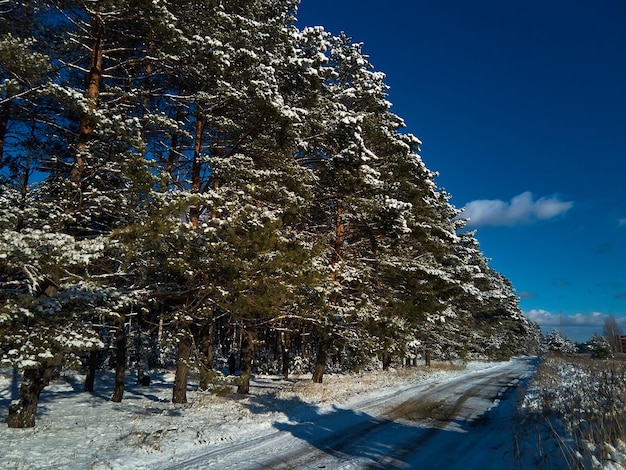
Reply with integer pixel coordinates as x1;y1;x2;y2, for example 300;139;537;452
291;31;405;381
0;1;55;198
41;0;161;232
40;0;189;402
0;1;125;427
372;124;464;365
587;333;612;359
0;0;543;420
0;0;182;407
544;329;576;355
466;267;532;359
111;0;320;398
0;185;108;427
188;0;319;394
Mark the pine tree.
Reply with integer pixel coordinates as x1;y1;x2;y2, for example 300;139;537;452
0;0;178;410
111;0;320;398
0;1;542;422
0;2;49;167
291;31;402;380
587;333;613;359
0;0;55;217
0;185;107;427
544;329;576;355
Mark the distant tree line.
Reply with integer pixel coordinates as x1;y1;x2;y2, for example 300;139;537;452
543;315;625;359
0;0;540;428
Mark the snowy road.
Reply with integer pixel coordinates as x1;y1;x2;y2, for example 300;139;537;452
163;357;539;469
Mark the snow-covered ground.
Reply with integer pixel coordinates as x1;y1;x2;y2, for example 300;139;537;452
2;359;543;469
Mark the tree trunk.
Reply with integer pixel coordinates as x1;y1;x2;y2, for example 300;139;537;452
71;15;104;182
312;340;327;384
382;349;391;371
205;323;214;370
280;331;290;380
111;317;126;402
330;200;346;276
84;350;98;393
7;366;53;428
198;323;214;391
424;347;431;367
165;105;183;178
237;328;255;394
172;333;192;403
188;108;205;227
0;95;10;168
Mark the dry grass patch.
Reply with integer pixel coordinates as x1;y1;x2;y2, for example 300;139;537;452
523;353;626;467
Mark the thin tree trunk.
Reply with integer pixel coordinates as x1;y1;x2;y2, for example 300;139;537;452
382;349;391;371
172;333;192;403
71;14;104;190
237;328;255;394
424;347;431;367
166;106;182;176
19;124;34;202
0;95;10;168
319;198;344;382
111;317;126;402
312;339;326;384
158;313;164;343
188;108;204;227
166;131;179;175
330;199;346;277
280;331;290;380
8;366;53;428
84;350;98;393
198;323;214;391
13;122;35;232
205;323;214;370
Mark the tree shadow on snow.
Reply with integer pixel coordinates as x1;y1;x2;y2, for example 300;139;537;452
2;371;184;423
28;371;175;403
245;393;454;468
245;381;572;470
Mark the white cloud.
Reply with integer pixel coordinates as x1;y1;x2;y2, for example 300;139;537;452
525;309;626;343
526;309;624;328
462;191;573;228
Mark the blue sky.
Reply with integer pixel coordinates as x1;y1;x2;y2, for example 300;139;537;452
297;0;626;342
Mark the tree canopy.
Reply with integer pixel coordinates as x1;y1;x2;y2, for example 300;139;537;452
0;0;539;427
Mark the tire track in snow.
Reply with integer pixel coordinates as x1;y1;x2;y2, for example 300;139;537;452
160;358;537;469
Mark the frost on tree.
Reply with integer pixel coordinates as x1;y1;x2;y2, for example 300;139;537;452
0;0;541;425
586;333;613;359
0;189;106;427
544;329;576;355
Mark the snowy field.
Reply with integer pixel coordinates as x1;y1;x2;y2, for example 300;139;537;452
0;362;519;469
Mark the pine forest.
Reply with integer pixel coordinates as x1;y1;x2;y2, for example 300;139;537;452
0;0;541;428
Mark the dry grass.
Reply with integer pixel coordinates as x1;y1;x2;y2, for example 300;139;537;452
428;361;467;372
280;365;450;404
525;353;626;466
